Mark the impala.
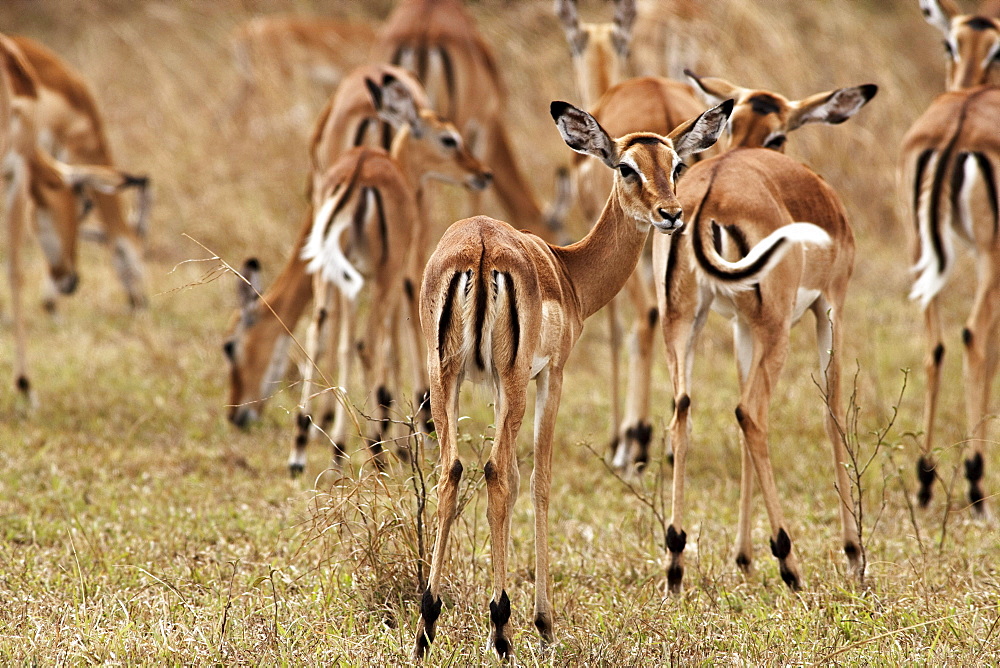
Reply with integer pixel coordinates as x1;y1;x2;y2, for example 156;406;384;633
2;34;146;402
378;0;563;241
412;99;733;660
12;36;149;310
651;77;876;591
556;0;708;474
292;73;490;475
904;0;1000;511
225;64;431;431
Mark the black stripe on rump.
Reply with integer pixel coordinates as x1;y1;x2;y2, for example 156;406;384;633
437;272;463;358
973;152;999;237
436;45;456;121
352;118;371;147
371;187;388;263
692;215;786;282
913;149;934;232
473;236;488;371
353;187;370;239
502;272;519;369
416;41;429;86
951;152;968;236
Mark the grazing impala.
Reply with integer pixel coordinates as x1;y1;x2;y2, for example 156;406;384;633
412;99;733;660
378;0;562;241
12;36;149;310
292;73;490;475
651;78;876;591
904;0;1000;511
2;34;146;402
224;64;431;431
556;0;708;474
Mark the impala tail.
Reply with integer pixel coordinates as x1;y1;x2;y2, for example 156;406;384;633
301;182;370;300
910;149;998;307
434;259;521;379
690;215;831;292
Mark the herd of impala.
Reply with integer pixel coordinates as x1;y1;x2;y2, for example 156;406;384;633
3;0;1000;659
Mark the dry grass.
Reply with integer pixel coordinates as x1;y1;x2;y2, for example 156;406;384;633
0;0;998;664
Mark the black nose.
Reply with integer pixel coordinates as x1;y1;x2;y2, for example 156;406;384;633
658;208;681;222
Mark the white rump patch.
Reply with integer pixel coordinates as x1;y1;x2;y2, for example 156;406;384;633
909;151;952;308
302;188;366;300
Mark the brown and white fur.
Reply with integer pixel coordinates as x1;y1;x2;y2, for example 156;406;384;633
412;99;733;660
651;78;876;591
224;65;431;431
903;0;1000;511
378;0;562;241
556;0;710;475
1;34;146;403
11;36;149;310
291;73;490;476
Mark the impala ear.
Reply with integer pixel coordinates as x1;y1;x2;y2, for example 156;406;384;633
668;99;734;158
554;0;588;55
611;0;637;57
919;0;956;35
237;257;262;316
550;100;618;168
786;84;878;131
684;69;746;106
367;73;422;136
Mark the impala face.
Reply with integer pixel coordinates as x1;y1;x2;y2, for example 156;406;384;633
921;0;1000;90
685;69;877;152
555;0;636;106
551;98;733;234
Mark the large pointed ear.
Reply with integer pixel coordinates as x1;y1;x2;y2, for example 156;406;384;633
684;69;746;105
919;0;957;35
611;0;637;57
366;73;422;135
550;100;618;168
554;0;587;55
237;257;262;313
786;84;878;131
668;99;734;158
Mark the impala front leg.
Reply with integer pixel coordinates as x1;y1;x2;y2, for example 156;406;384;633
918;297;944;507
531;366;563;644
290;276;332;476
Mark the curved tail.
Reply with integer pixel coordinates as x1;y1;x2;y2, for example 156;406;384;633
690;216;831;292
301;185;365;300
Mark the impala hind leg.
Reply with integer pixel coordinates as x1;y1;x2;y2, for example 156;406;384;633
328;292;359;467
616;268;658;476
962;251;1000;512
290;277;334;476
813;295;861;577
413;372;462;661
531;367;563;643
483;375;525;658
359;284;397;471
6;156;33;405
918;298;944;507
736;323;801;590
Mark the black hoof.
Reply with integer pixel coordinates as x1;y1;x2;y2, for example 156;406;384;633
490;591;512;658
534;612;554;644
917;456;936;507
778;564;801;591
735;552;752;573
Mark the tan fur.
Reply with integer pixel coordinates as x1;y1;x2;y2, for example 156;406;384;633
651;80;874;590
378;0;558;240
902;1;1000;509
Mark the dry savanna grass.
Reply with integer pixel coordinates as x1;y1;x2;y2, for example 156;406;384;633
0;0;998;664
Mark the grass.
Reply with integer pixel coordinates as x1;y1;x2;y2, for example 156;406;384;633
1;0;999;664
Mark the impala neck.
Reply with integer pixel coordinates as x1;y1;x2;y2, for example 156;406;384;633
557;186;649;320
389;124;431;196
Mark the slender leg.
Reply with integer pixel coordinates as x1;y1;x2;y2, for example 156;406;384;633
617;266;658;476
6;153;32;405
412;369;463;661
531;367;563;644
961;251;1000;512
918;298;944;506
359;281;397;471
813;295;861;576
290;276;333;476
733;318;755;574
736;323;802;590
483;375;525;659
607;296;624;464
329;291;358;466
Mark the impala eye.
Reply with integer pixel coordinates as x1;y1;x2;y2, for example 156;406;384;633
223;340;237;361
673;162;686;180
618;163;636;179
441;135;458;148
764;135;786;150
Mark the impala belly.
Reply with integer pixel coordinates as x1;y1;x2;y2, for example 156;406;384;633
792;288;821;324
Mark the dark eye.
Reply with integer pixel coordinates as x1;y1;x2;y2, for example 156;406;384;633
765;135;786;150
223;340;236;361
618;163;636;179
441;135;457;148
673;162;686;180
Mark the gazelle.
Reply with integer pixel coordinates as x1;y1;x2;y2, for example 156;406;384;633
224;65;443;431
378;0;562;241
2;34;146;401
904;0;1000;511
651;79;876;591
412;99;733;660
12;36;149;310
291;73;490;475
229;14;377;116
556;0;708;474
